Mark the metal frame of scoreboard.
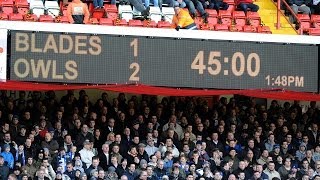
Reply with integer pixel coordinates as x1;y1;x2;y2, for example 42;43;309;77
1;21;320;92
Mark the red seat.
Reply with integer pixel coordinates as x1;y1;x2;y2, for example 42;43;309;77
107;12;118;20
219;10;232;25
221;17;232;25
143;20;157;28
128;19;143;27
206;9;217;17
308;28;320;36
246;11;260;19
17;7;29;15
215;24;229;31
113;18;127;26
200;23;215;30
296;14;311;31
23;13;37;21
15;0;29;8
194;17;203;28
257;26;272;34
311;15;320;28
104;4;117;13
227;5;235;11
243;25;257;32
99;17;113;25
235;18;246;26
219;10;231;18
311;14;320;22
229;25;243;32
92;8;105;20
2;7;13;14
297;14;310;22
157;21;171;28
313;21;320;28
299;21;311;30
55;15;69;23
8;12;23;20
0;12;8;20
246;11;260;27
207;17;217;25
1;0;14;7
233;10;246;26
223;0;235;5
233;11;245;18
89;17;99;24
39;14;54;22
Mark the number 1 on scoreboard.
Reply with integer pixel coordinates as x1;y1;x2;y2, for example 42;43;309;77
130;38;138;57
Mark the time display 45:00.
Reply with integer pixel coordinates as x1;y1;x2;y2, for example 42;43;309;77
190;51;304;88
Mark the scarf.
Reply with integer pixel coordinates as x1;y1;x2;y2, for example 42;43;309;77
15;151;25;166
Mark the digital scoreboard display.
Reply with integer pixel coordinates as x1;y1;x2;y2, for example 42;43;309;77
9;30;319;92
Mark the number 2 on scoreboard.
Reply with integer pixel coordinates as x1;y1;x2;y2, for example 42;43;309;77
129;62;140;81
129;38;140;81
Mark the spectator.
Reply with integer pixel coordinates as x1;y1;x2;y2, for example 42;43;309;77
159;138;179;158
79;140;95;168
235;0;259;13
67;0;90;24
98;143;110;171
288;0;311;23
1;144;14;169
0;155;9;179
41;132;59;157
263;161;281;179
23;157;37;179
145;138;158;157
85;156;103;178
123;163;138;180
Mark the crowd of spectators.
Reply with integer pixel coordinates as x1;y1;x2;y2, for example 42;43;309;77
0;90;319;180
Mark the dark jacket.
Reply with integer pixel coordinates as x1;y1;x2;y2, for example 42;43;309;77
288;0;311;6
98;152;111;171
0;164;9;179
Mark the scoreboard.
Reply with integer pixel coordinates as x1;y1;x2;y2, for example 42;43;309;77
1;21;319;92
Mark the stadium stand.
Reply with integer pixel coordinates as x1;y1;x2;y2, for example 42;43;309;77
0;0;320;34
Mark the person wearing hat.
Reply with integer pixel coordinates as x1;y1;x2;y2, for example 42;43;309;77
79;172;87;180
1;144;14;169
270;144;281;159
171;1;198;31
136;159;148;176
296;143;307;162
223;148;240;172
79;140;95;168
